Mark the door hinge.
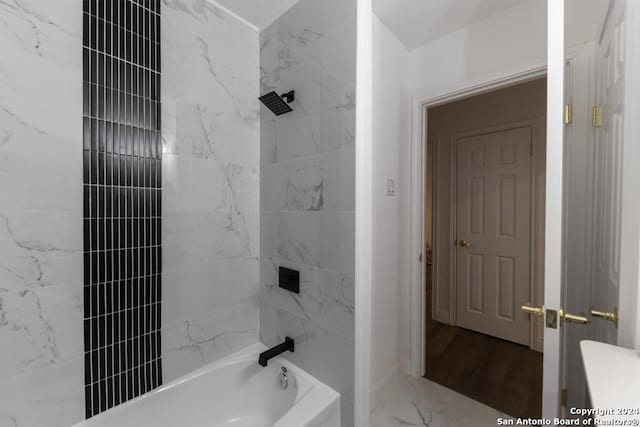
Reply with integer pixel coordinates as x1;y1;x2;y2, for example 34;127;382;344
564;104;573;125
592;105;602;128
419;253;423;263
561;388;568;407
530;143;534;157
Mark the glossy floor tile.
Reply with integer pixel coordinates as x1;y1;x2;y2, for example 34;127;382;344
371;375;510;427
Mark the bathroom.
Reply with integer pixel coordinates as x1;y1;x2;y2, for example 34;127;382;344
1;1;639;427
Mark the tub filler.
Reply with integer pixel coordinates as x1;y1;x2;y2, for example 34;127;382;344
73;344;341;427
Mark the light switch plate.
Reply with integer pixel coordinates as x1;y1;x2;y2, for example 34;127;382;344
386;177;396;196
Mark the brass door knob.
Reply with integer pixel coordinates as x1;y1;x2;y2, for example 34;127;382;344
560;309;590;325
521;302;544;317
459;240;472;248
590;307;618;328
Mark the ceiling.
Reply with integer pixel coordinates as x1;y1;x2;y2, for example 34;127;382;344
373;0;530;50
215;0;605;52
214;0;300;30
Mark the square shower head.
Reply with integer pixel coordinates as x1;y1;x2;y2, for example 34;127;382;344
259;91;294;116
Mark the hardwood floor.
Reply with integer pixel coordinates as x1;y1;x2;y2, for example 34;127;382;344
425;266;543;419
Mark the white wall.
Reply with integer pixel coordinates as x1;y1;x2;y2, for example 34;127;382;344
370;14;410;396
408;0;609;101
368;0;610;392
408;1;547;100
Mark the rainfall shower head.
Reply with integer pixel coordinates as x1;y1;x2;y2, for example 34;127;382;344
259;90;295;116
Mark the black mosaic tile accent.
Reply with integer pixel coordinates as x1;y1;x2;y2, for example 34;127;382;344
83;0;162;419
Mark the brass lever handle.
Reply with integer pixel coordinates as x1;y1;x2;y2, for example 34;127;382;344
560;309;590;325
459;240;472;248
521;302;544;317
590;307;618;328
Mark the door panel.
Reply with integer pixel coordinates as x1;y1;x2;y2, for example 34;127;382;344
455;125;532;345
591;0;625;345
559;0;629;415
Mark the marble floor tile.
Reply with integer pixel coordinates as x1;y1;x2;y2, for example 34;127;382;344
371;375;511;427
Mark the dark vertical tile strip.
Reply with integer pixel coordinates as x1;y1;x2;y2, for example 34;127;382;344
83;0;162;418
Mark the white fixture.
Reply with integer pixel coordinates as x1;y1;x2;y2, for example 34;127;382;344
72;344;340;427
581;340;640;426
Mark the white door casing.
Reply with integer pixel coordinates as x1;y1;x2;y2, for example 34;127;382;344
454;125;533;345
542;0;565;417
408;66;547;378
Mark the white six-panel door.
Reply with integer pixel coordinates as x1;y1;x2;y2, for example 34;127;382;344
455;125;532;345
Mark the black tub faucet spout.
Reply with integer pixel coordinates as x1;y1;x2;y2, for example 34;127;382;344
258;337;295;367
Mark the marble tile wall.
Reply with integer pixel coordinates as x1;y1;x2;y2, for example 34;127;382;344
259;0;357;425
0;0;260;424
0;1;85;426
161;0;261;382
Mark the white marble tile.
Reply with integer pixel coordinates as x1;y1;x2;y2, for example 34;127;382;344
162;0;259;122
162;257;259;325
262;155;324;212
161;0;261;380
0;129;82;212
371;375;510;427
163;150;259;215
0;0;83;143
162;299;259;382
260;257;354;340
0;355;84;427
167;103;259;165
0;284;83;380
164;211;259;264
0;210;82;293
273;0;356;42
321;147;355;212
319;87;356;152
274;112;322;162
261;211;354;275
323;22;358;91
262;146;354;213
260;118;277;165
0;0;84;423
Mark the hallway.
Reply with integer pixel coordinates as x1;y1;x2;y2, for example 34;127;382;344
425;267;543;418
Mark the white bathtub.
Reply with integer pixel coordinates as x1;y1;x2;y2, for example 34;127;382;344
73;343;340;427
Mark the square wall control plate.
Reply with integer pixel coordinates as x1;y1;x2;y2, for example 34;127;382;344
279;266;300;294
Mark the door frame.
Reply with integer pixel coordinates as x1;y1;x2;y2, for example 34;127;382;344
436;119;545;350
408;64;547;379
617;0;640;351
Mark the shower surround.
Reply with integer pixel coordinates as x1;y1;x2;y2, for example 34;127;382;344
259;0;357;425
0;0;260;425
0;0;357;424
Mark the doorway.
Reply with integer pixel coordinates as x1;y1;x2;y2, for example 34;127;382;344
424;78;546;418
